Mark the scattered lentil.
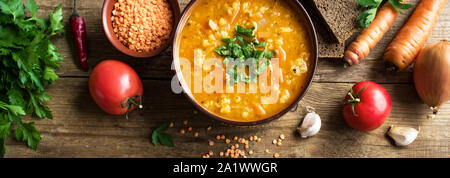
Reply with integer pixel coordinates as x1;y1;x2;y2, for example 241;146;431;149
194;132;199;137
209;140;214;146
180;129;185;134
169;122;174;128
225;139;231;144
273;153;280;158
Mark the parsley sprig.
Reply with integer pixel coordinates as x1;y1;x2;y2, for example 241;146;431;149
357;0;413;29
151;122;174;147
0;0;64;157
215;25;275;85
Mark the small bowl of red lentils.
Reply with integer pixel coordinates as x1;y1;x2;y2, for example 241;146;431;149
102;0;180;58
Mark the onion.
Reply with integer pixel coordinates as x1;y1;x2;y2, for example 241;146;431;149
413;40;450;117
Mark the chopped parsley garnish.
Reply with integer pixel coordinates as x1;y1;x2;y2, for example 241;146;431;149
214;25;275;85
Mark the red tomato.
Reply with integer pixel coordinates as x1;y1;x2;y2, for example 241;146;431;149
342;81;391;131
89;60;143;116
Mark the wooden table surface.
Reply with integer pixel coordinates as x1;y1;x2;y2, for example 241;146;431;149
5;0;449;158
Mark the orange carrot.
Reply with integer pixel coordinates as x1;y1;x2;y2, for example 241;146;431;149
384;0;447;71
345;2;399;66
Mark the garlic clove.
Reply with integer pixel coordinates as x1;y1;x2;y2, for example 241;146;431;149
297;112;321;138
387;126;419;146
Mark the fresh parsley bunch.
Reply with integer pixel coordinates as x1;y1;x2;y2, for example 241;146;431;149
357;0;413;28
0;0;64;157
215;25;275;85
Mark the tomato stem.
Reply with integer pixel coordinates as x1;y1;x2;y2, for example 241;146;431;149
345;86;368;117
120;95;143;120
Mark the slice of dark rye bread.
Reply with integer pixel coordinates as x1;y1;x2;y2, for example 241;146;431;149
302;0;345;58
312;10;345;58
312;0;362;43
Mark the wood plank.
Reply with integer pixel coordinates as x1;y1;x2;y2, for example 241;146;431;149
4;78;449;158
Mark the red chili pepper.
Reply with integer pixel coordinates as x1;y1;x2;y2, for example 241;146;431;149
70;0;88;71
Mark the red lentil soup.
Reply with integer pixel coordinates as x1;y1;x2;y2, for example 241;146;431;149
177;0;314;122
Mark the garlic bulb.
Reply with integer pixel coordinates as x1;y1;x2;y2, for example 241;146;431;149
387;126;419;146
297;107;321;138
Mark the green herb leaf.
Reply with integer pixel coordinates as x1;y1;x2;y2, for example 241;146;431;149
388;0;414;15
357;0;413;29
14;122;41;150
0;119;12;139
151;131;159;146
0;139;6;158
357;0;382;8
235;25;255;37
49;4;64;35
43;67;59;82
25;0;38;18
221;38;235;44
151;122;174;147
0;0;24;20
157;133;174;147
155;122;170;132
214;46;230;56
215;25;275;85
0;2;64;156
253;41;267;47
357;8;378;29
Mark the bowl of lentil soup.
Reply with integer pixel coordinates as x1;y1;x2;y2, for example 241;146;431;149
173;0;318;125
102;0;180;58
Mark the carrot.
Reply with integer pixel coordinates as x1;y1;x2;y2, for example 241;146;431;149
383;0;447;71
344;2;399;66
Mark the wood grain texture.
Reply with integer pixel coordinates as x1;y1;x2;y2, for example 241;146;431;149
3;0;449;158
5;78;449;158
